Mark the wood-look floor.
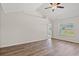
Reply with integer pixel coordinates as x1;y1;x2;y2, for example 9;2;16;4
0;38;79;56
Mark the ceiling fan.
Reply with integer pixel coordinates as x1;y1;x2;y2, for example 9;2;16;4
45;3;64;12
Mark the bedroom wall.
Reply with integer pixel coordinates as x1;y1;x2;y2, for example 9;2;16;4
0;4;3;45
0;6;49;48
53;17;79;43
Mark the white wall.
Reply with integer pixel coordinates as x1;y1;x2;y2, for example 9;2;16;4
0;4;3;46
0;8;49;48
53;17;79;43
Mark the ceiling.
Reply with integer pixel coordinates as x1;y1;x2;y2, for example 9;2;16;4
38;3;79;20
1;3;42;12
1;3;79;20
1;3;43;17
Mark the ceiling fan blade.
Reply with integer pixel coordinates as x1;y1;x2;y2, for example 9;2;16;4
50;3;61;5
45;7;51;9
50;3;53;5
57;3;61;5
57;6;64;8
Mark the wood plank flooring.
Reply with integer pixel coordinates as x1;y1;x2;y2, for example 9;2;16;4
0;38;79;56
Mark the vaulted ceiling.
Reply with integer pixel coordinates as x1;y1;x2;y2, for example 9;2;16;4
38;3;79;20
1;3;79;20
1;3;42;17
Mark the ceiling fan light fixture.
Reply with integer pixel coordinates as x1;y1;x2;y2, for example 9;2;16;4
45;3;64;12
52;6;57;9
